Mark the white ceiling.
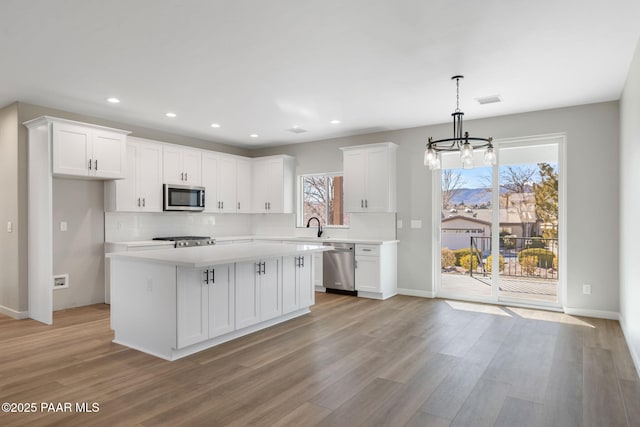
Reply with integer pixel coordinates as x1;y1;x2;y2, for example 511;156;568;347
2;0;639;148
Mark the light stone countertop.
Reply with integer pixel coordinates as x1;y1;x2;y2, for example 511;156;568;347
106;242;333;268
214;235;399;245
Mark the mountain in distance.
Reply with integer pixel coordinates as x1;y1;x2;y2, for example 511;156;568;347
448;185;534;206
449;188;491;205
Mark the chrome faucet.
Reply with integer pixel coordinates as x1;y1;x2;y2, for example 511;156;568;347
306;217;323;238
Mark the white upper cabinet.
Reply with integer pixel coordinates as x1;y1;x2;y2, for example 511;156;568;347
341;142;397;213
252;155;295;213
163;145;202;185
202;153;238;213
51;118;128;179
236;158;252;213
105;137;163;212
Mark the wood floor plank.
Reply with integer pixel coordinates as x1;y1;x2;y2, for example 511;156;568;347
541;358;582;427
0;295;638;426
450;378;511;427
494;397;543;427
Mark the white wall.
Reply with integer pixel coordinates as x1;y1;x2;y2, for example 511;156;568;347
0;103;24;317
253;101;620;313
619;38;640;372
52;179;106;310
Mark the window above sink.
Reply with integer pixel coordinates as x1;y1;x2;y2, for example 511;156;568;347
298;173;350;228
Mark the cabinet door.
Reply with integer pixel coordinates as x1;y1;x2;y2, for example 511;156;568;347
218;157;237;212
92;130;126;178
313;252;323;289
298;255;314;308
114;143;138;211
236;158;252;212
52;122;90;177
260;258;281;321
177;268;209;348
355;256;381;293
137;142;163;212
163;146;184;184
282;256;298;314
182;149;202;185
208;264;235;338
252;160;269;212
264;158;284;213
343;150;366;212
202;154;219;212
235;262;261;329
363;147;390;212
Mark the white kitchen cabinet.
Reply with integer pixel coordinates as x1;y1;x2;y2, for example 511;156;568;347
163;144;202;185
282;254;313;314
236;158;252;212
51;119;128;179
104;138;163;212
313;252;323;290
252;155;294;213
176;264;234;348
341;142;397;213
235;258;281;328
355;243;398;300
202;153;238;213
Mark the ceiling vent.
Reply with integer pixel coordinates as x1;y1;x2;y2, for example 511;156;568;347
475;95;502;105
286;127;308;134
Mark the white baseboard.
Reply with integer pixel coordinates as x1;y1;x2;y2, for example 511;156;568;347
563;306;620;320
397;288;435;298
618;314;640;379
0;305;29;320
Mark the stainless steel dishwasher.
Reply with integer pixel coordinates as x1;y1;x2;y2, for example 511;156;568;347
323;242;356;295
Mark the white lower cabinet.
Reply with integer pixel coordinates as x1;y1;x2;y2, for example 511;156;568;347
355;243;398;300
177;264;234;348
282;254;313;314
235;258;281;329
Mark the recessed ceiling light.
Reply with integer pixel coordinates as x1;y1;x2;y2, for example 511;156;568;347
107;97;120;104
165;112;177;118
210;123;221;128
330;119;341;124
250;134;259;138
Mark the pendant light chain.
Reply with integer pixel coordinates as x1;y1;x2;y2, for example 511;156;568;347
455;77;461;113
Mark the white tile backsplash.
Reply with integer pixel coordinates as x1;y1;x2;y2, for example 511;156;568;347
105;212;252;242
105;212;396;242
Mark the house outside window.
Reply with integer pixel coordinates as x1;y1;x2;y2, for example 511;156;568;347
299;173;349;227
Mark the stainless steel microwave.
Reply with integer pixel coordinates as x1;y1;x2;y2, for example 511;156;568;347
163;184;205;211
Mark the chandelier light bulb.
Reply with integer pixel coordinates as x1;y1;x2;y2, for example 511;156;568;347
424;147;437;166
484;145;496;165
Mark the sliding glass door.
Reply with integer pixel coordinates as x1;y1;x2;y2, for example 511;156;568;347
436;135;563;308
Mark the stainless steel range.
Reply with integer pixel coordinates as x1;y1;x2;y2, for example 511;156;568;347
152;236;216;248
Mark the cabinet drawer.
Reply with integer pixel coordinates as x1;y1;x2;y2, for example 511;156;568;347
355;245;380;256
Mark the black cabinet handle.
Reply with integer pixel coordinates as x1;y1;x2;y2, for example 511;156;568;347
203;270;209;284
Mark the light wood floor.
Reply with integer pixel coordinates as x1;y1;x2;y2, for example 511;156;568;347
0;293;638;426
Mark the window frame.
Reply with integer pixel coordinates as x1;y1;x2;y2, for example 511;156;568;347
297;172;350;228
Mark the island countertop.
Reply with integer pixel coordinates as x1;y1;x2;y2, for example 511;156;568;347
106;242;332;268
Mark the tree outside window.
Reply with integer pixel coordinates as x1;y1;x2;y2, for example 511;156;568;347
301;174;349;226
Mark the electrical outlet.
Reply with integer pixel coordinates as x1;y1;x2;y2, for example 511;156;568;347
411;220;422;229
582;284;592;295
53;274;69;290
7;221;12;233
60;221;68;232
397;220;403;229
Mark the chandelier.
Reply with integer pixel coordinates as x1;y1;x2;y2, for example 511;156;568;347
424;75;495;170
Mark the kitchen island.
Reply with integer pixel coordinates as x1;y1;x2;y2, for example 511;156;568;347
107;242;332;360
